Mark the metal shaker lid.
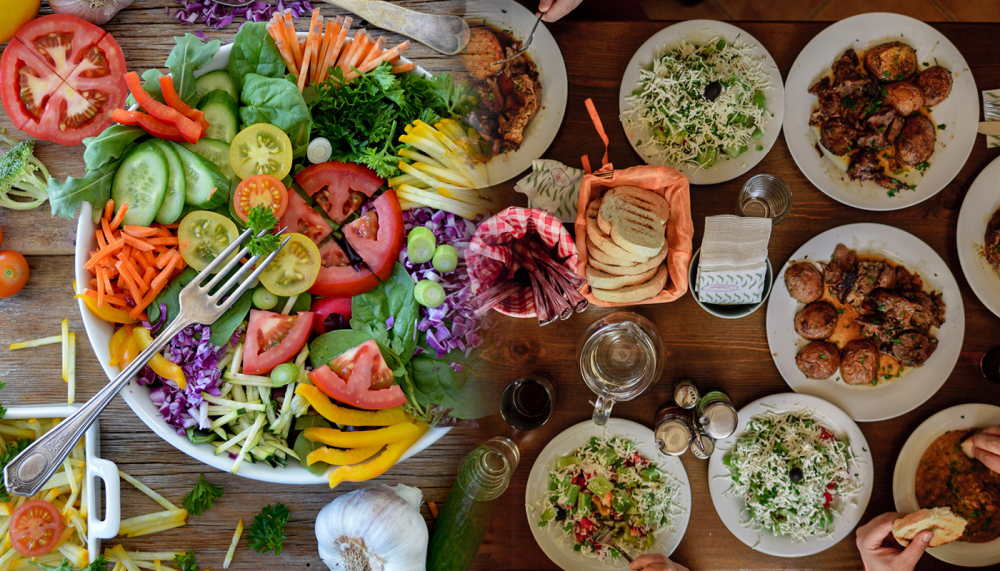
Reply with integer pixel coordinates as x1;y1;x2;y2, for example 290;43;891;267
689;432;715;459
700;401;738;439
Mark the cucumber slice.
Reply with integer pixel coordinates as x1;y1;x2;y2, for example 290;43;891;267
150;140;186;224
197;91;239;143
181;138;235;181
169;141;230;210
194;70;238;102
111;142;169;227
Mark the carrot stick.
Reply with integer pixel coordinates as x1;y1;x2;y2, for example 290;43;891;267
323;16;352;82
147;237;180;246
361;37;386;68
316;17;342;83
96;267;106;307
118;254;148;293
85;238;126;269
101;218;116;244
152;254;180;291
335;30;363;72
351;41;411;79
298;10;322;92
269;18;299;75
123;226;158;238
95;230;108;251
123;234;156;252
116;261;144;302
110;203;129;231
104;200;115;221
284;11;303;70
391;62;415;74
142;266;156;285
343;31;370;73
314;20;334;84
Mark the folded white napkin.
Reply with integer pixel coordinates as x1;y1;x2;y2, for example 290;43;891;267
513;159;583;222
696;215;771;305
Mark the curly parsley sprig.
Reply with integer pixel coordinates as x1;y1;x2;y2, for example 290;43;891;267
246;205;281;258
246;503;290;556
182;473;224;517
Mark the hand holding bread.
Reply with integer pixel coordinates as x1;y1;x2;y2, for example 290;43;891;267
856;512;934;571
891;507;967;547
959;425;1000;474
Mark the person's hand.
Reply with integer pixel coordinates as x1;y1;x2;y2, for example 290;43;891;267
628;554;690;571
856;512;932;571
538;0;584;22
969;426;1000;473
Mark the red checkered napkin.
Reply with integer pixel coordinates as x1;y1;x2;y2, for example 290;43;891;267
467;207;579;318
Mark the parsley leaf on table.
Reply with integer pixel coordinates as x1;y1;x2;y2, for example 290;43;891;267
182;474;225;517
246;503;290;555
173;551;198;571
246;205;281;258
28;559;74;571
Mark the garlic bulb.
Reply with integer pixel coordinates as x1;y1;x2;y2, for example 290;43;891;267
316;484;428;571
49;0;134;25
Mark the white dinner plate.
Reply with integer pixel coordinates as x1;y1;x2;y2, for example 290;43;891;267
893;403;1000;567
525;419;691;570
766;223;964;422
957;155;1000;318
784;13;977;211
619;20;785;185
708;393;874;557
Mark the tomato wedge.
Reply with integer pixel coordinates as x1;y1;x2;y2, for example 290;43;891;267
295;161;384;224
343;190;405;281
310;239;380;297
309;339;406;409
278;190;332;245
311;296;353;335
233;175;288;222
243;309;315;375
10;500;63;557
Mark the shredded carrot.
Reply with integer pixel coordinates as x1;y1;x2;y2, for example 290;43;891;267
152;254;180;291
104;200;115;221
101;217;116;244
147;236;180;246
123;226;158;238
110;203;129;230
123;234;156;252
85;238;126;269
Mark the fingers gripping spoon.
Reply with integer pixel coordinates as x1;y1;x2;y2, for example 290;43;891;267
4;229;290;497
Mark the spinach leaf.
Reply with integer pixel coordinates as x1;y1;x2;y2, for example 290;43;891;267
229;22;286;92
148;267;252;346
166;34;221;106
124;69;166;108
409;354;490;419
82;125;146;171
240;74;312;157
350;263;419;363
47;158;123;221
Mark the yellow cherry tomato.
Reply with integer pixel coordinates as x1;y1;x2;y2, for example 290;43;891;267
229;124;293;181
177;210;240;273
258;233;321;296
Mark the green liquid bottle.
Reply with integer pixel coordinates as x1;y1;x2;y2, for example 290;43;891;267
427;437;520;571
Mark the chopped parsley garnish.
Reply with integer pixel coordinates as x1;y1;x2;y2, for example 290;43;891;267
182;473;225;516
937;124;946;130
247;503;290;555
246;205;281;258
915;161;930;173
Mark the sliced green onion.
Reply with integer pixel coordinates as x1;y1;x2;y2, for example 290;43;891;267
414;280;446;308
407;226;436;264
252;287;278;310
270;363;299;387
432;245;458;273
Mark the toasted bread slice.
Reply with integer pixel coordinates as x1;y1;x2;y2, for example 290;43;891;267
600;187;669;258
587;236;635;267
586;264;658;289
589;241;668;276
585;200;647;263
893;507;967;547
591;264;668;303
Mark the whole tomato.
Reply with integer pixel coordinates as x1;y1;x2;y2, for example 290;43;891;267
0;250;29;298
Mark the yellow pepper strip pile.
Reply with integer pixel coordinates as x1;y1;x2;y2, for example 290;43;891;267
304;422;421;449
294;384;409;426
77;290;139;324
327;423;429;489
306;445;383;466
108;327;187;389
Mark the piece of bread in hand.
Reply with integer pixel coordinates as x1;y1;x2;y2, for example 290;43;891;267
591;263;668;303
960;431;981;459
892;507;968;547
599;187;669;258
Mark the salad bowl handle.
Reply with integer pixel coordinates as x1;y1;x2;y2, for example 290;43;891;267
88;456;121;541
321;0;470;55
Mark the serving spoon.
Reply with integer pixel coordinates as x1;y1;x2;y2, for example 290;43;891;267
209;0;470;55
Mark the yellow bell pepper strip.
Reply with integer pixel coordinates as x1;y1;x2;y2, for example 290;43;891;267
306;445;383;466
294;384;409;426
108;326;131;367
327;423;428;489
304;422;420;449
132;327;187;390
78;292;139;324
120;333;141;366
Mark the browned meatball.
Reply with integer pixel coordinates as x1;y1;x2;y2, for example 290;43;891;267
865;42;918;82
795;302;839;340
841;339;879;385
915;66;953;106
820;118;857;156
784;262;824;303
896;115;936;166
796;341;841;379
883;82;924;116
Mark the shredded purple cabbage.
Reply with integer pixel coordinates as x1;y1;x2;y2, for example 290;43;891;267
401;208;483;361
171;0;314;30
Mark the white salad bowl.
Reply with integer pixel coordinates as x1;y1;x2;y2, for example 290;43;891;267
74;40;448;484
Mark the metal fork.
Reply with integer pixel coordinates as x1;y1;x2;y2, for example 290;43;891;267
593;527;633;563
4;229;290;497
491;12;544;67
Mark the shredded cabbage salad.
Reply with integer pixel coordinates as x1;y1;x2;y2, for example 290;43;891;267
172;0;315;30
622;36;772;171
723;411;862;540
537;436;681;562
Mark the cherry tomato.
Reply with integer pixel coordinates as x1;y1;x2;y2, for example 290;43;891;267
259;233;321;297
0;250;29;298
243;309;314;375
342;190;405;281
177;210;240;273
233;174;288;222
309;339;405;408
10;499;63;557
230;123;292;181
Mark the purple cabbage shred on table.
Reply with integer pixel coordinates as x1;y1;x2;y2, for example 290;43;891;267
171;0;314;30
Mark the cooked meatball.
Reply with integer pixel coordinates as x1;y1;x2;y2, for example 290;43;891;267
784;262;824;303
915;66;953;106
840;339;879;385
890;330;937;367
796;341;841;379
896;115;936;166
795;302;839;340
883;82;924;116
820;118;857;156
865;42;918;82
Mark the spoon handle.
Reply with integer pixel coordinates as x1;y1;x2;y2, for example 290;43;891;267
322;0;470;55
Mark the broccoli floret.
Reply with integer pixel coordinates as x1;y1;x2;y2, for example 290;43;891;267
0;133;50;210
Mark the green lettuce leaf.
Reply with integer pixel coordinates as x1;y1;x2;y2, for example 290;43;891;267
239;73;312;157
82;125;147;171
229;22;286;92
166;34;221;106
46;158;123;221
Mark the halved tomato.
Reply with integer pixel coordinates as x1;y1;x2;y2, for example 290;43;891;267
342;190;404;281
233;174;288;222
295;161;384;224
311;296;353;335
309;239;380;297
243;309;315;375
309;339;406;409
10;499;63;557
259;233;321;297
278;190;332;244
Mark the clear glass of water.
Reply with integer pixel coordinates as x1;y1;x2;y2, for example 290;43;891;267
737;173;792;225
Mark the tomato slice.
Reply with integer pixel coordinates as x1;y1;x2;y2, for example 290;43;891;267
10;500;63;557
309;239;380;297
343;190;405;281
259;233;321;297
233;175;288;222
243;309;315;375
309;339;406;409
278;190;332;245
230;124;293;181
311;296;353;335
295;161;384;225
177;210;240;272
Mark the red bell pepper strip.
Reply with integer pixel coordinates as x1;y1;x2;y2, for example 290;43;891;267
158;75;211;134
111;109;186;143
123;72;202;144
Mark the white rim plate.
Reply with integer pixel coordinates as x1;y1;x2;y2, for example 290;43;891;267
618;20;785;185
525;418;691;570
892;403;1000;567
708;393;874;557
957;155;1000;318
74;42;449;485
784;12;978;211
766;223;964;422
